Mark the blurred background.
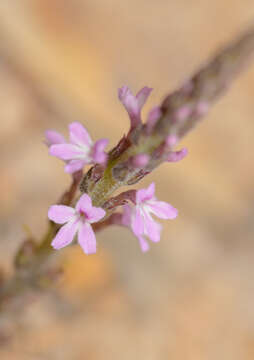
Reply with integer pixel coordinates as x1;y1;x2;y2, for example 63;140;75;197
1;1;254;359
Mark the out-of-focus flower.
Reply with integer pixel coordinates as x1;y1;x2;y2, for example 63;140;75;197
167;148;188;162
48;194;105;254
130;154;150;168
122;182;178;252
118;86;152;128
47;122;108;173
145;106;162;133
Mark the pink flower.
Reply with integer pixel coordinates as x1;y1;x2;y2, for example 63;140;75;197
122;183;178;252
47;122;108;173
118;86;152;128
48;194;106;254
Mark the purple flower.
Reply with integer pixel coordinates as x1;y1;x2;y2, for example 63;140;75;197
118;86;152;128
122;183;178;252
47;122;108;173
48;194;106;254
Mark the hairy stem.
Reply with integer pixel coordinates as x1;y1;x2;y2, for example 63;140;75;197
83;26;254;206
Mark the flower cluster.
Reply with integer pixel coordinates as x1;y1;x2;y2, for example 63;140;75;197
46;86;187;254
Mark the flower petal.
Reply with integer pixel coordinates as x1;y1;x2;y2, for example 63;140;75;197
78;222;97;254
64;159;86;173
48;205;75;224
137;235;150;252
49;144;84;160
69;122;92;147
75;193;92;214
136;182;155;204
131;208;144;236
147;201;178;219
143;213;161;242
136;86;152;109
167;148;188;162
87;206;106;223
45;130;65;146
118;86;140;126
51;221;78;249
92;138;108;164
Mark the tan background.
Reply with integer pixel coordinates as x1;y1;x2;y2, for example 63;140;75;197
1;1;254;359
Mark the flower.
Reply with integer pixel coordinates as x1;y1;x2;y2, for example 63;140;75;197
48;194;106;254
118;86;152;128
122;183;178;252
47;122;108;173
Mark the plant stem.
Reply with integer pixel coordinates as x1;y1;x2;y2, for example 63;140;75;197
2;24;254;311
85;26;254;206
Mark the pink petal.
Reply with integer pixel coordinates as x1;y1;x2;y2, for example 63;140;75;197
136;182;155;204
136;86;152;109
131;208;144;236
69;122;92;147
51;221;78;249
86;206;106;223
92;138;108;164
146;201;178;220
48;205;75;224
64;159;86;173
118;86;137;113
45;130;65;146
78;222;97;254
75;193;92;214
167;148;188;162
137;235;150;252
49;144;84;160
118;86;140;126
143;213;161;243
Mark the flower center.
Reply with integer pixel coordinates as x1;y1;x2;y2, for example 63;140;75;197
79;210;88;221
